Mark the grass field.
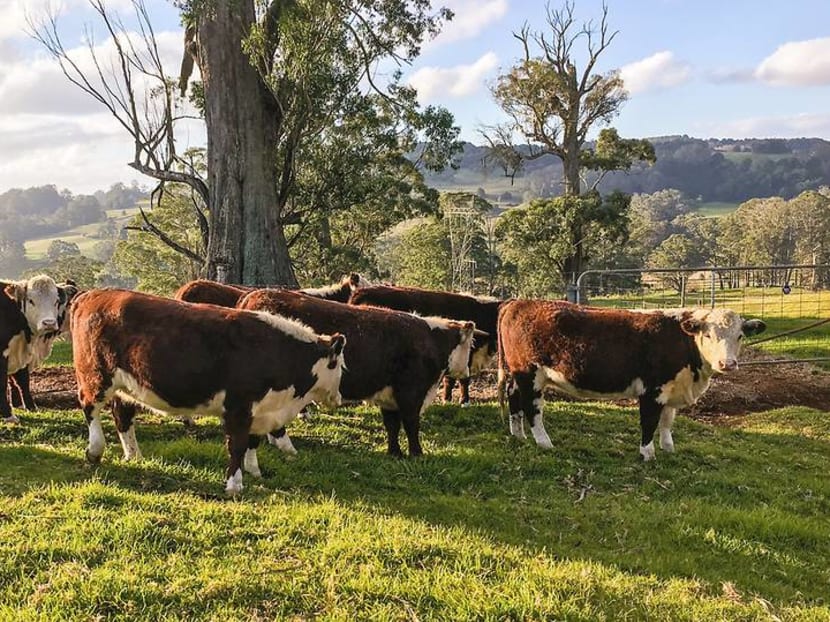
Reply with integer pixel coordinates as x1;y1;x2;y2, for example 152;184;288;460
24;207;142;260
1;398;829;619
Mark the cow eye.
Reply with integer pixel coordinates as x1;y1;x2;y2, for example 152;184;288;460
27;298;34;306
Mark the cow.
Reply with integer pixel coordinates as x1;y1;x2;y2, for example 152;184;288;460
4;279;79;413
0;292;33;423
237;288;481;457
496;300;766;460
70;289;346;495
348;285;501;406
173;273;371;307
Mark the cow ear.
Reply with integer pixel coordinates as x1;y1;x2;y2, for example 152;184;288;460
680;318;703;335
742;319;766;337
5;282;24;306
63;284;80;301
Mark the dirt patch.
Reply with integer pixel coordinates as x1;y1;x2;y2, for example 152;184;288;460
28;347;830;421
29;367;78;410
466;347;830;422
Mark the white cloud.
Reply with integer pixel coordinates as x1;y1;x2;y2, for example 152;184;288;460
700;112;830;139
408;52;499;103
755;37;830;86
426;0;508;48
620;51;692;94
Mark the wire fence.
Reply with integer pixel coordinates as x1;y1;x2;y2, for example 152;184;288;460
575;264;830;365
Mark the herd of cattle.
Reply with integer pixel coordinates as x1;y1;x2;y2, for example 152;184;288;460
0;273;766;494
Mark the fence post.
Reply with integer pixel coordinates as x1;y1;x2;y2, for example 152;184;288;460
710;269;716;308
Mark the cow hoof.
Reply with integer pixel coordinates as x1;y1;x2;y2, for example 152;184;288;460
640;442;656;461
85;449;102;464
660;441;675;453
3;415;20;424
460;401;471;409
267;433;298;456
225;470;244;496
536;440;554;450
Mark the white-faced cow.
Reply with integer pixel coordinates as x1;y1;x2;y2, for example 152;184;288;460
238;288;480;457
4;279;79;413
71;289;346;495
348;285;501;406
497;301;766;460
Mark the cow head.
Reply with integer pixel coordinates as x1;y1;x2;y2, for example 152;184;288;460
4;275;61;334
469;331;495;375
680;309;767;373
311;333;347;407
347;272;372;291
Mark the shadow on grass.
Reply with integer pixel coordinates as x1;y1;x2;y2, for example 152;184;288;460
2;402;829;604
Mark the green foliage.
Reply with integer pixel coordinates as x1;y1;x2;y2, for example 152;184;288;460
1;402;829;619
0;233;28;278
25;255;104;290
112;189;205;295
496;192;631;296
45;239;81;262
379;218;452;289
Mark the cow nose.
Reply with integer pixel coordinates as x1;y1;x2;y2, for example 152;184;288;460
41;319;58;329
719;359;738;372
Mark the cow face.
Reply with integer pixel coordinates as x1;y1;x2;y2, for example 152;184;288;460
446;321;476;379
311;333;347;407
348;272;371;291
680;309;766;373
5;275;61;334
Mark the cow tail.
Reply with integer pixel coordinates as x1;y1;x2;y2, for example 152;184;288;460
496;301;510;420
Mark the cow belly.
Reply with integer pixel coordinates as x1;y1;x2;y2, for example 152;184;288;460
540;367;646;400
113;368;226;418
249;387;305;436
657;366;711;407
4;331;32;374
366;386;398;410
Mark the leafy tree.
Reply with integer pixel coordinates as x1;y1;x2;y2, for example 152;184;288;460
112;187;206;295
0;235;28;278
46;240;81;262
626;189;694;263
481;1;654;280
30;256;105;290
646;233;705;294
496;192;629;297
35;0;455;287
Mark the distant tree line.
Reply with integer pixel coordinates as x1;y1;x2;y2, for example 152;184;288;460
426;137;830;204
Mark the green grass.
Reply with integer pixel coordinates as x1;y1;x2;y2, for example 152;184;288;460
43;340;73;367
1;398;829;619
695;202;738;217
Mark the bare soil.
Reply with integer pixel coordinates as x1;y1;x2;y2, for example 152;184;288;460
29;347;830;422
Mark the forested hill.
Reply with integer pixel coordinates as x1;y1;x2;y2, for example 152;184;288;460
425;136;830;204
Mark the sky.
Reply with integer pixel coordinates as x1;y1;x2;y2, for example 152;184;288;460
1;0;829;193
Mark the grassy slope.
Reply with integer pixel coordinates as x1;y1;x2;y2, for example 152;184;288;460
1;396;829;619
24;207;142;260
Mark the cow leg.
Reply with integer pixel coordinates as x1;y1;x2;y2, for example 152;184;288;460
223;406;252;496
658;407;677;452
83;402;108;463
0;357;18;424
515;369;552;449
441;376;455;403
266;426;298;455
111;397;142;461
381;408;404;457
12;368;36;411
459;377;471;407
243;435;262;478
506;376;526;440
638;396;662;461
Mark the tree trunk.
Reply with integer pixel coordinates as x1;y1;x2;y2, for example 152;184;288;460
197;2;298;287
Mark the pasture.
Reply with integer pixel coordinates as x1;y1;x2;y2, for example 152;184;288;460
1;353;829;619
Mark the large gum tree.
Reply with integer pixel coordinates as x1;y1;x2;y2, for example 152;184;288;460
33;0;453;286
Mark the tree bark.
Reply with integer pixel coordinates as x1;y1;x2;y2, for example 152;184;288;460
197;1;298;287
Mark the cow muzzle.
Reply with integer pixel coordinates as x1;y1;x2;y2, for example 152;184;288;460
39;318;58;332
718;359;738;372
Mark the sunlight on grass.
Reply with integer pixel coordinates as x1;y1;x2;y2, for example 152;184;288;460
1;401;828;619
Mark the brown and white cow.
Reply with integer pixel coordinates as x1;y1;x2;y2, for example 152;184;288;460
5;279;79;412
71;289;346;495
497;301;766;460
348;285;501;406
174;273;371;308
237;288;480;457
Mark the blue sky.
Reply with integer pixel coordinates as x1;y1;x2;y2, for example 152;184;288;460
0;0;829;192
